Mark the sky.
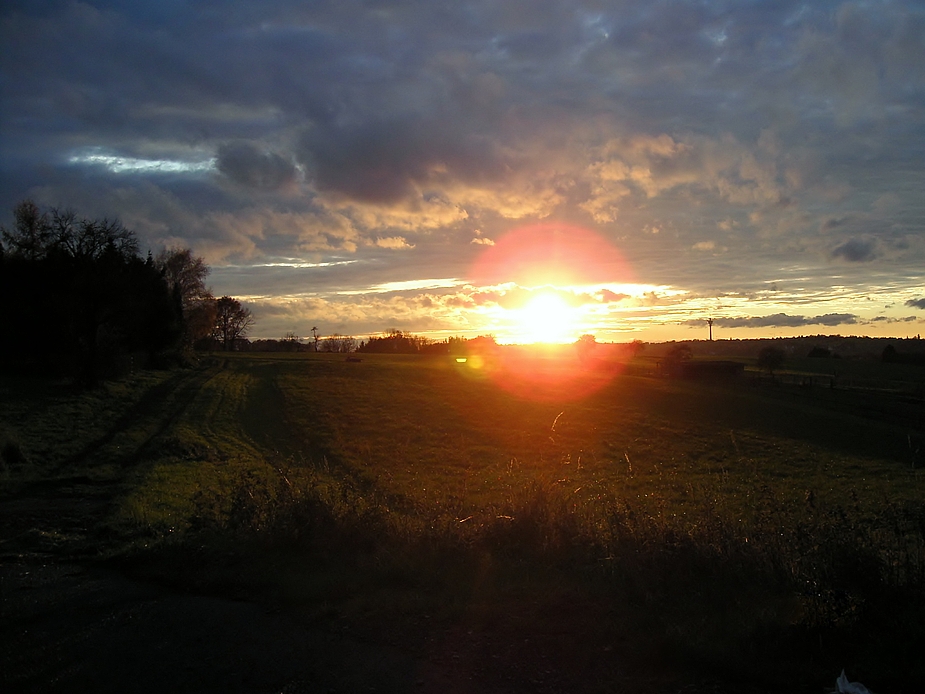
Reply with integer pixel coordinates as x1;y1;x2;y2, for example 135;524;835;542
2;0;924;344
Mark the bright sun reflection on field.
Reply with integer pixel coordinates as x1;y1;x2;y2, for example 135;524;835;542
513;292;578;343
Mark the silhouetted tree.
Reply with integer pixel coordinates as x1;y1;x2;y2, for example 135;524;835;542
666;344;692;362
319;334;357;353
464;335;498;355
356;329;432;354
156;247;210;306
0;200;52;261
115;254;184;361
155;247;215;348
212;296;254;350
420;339;451;355
661;343;692;376
53;211;138;262
447;336;468;355
757;346;786;376
0;200;181;382
575;334;597;360
282;331;302;352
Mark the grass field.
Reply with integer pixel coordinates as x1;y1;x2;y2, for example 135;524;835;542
2;351;924;692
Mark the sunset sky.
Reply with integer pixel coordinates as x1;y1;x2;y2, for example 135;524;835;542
2;1;924;343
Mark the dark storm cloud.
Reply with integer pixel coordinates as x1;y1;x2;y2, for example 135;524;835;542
831;238;878;263
297;118;507;204
216;142;298;191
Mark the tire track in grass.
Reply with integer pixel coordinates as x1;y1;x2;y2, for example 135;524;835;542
114;360;227;467
110;359;288;540
44;360;228;473
233;358;361;475
0;362;226;559
239;359;431;518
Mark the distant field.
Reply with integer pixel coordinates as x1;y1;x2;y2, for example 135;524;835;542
2;351;924;692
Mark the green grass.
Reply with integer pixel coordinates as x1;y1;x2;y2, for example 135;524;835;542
3;351;924;692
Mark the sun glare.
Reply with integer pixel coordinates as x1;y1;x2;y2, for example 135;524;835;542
470;222;631;288
468;222;633;343
512;292;578;343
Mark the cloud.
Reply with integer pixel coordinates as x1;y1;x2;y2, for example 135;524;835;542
297;117;507;205
325;195;469;233
216;142;298;191
374;236;414;250
599;289;629;303
202;208;359;262
575;129;800;236
871;315;919;323
831;238;878;263
712;313;859;329
906;298;925;310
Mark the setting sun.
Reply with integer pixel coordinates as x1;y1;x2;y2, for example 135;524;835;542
469;223;633;344
511;291;579;343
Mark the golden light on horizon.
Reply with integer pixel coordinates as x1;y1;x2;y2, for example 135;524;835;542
468;222;634;344
509;291;580;343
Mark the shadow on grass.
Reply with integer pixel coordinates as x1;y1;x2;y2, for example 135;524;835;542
127;459;925;694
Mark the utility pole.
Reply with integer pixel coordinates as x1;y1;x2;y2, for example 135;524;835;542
707;317;714;341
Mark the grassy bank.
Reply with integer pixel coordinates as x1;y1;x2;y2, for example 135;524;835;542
2;352;924;692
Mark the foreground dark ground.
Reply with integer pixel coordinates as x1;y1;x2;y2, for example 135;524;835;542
1;447;773;694
3;352;923;692
0;478;743;694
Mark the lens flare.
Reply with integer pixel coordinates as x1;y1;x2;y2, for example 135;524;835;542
463;222;633;401
452;340;627;403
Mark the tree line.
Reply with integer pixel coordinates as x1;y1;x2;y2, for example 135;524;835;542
353;330;495;355
0;200;254;383
240;330;496;356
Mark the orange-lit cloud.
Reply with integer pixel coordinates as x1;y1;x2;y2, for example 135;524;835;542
469;223;633;289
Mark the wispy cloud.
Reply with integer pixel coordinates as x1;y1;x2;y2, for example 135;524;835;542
68;149;216;174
